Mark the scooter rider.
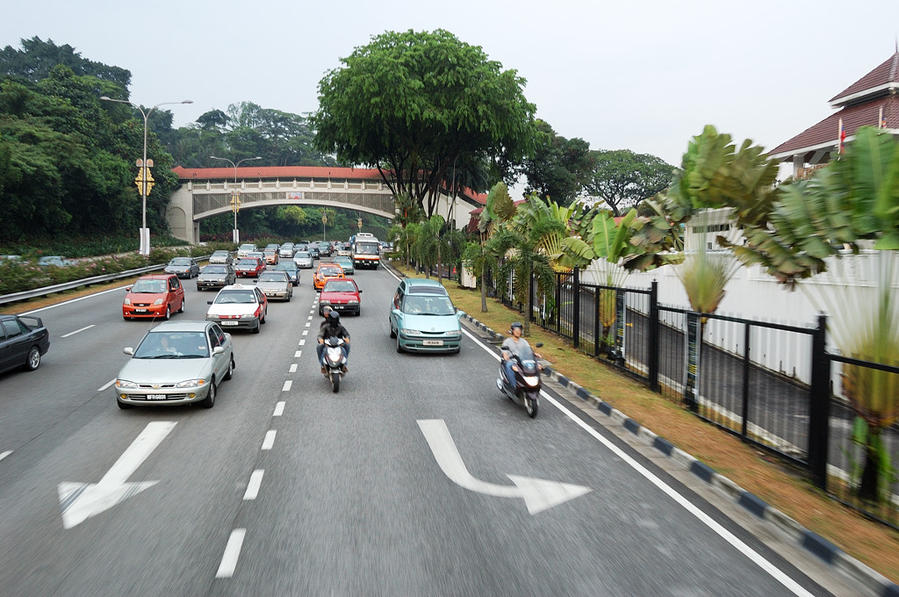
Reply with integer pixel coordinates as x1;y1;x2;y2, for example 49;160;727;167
501;322;541;383
318;310;350;373
315;305;333;368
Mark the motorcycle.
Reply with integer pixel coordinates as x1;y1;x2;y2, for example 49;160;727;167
496;342;543;418
321;336;347;393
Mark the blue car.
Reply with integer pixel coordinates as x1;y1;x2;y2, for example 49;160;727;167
389;278;463;353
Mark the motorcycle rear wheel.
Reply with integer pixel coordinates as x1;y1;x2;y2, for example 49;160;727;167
330;371;340;393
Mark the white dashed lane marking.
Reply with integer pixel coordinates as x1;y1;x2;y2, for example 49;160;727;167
97;378;116;392
294;351;302;358
61;324;95;338
273;402;285;417
282;380;292;392
299;339;306;346
302;330;308;336
261;430;276;451
0;451;12;462
243;470;264;500
289;364;297;373
215;529;246;578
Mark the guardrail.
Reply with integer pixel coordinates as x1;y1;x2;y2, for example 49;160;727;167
0;256;211;307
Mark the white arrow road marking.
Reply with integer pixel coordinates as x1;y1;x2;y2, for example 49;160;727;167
57;421;176;529
417;419;590;514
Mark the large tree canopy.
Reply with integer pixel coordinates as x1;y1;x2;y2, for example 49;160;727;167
586;149;675;215
521;120;594;207
0;37;130;90
312;29;536;217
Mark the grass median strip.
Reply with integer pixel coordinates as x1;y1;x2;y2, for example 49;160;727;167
391;263;899;583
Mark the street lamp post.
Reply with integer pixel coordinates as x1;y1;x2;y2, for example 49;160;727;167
209;155;262;244
100;96;193;255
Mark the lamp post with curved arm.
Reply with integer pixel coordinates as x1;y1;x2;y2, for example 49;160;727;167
209;155;262;244
100;96;193;255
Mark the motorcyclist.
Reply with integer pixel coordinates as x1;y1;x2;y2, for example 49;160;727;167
318;310;350;373
500;322;541;383
315;305;334;368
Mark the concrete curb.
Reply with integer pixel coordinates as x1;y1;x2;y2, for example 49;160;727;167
457;310;898;597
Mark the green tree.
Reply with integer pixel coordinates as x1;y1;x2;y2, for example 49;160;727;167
0;36;130;89
586;149;675;216
521;119;594;207
313;29;536;217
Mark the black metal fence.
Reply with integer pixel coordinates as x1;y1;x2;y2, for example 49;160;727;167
494;267;898;527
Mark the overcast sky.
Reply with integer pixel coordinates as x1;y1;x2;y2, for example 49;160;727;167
3;0;899;167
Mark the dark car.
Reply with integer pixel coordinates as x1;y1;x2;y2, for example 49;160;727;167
196;264;236;291
0;314;50;374
272;261;300;286
165;257;200;279
317;241;332;257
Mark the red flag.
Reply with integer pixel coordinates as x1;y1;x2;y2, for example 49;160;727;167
838;118;846;154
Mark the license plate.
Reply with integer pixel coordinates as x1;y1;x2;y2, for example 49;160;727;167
144;394;167;400
221;320;238;326
422;339;444;346
133;309;148;313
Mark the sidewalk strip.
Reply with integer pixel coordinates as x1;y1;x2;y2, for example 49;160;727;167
215;529;246;578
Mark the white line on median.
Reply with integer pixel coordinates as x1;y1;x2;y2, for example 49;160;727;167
304;322;310;328
458;325;813;597
215;528;246;578
97;378;116;392
0;451;12;462
61;324;95;338
282;380;292;392
273;402;285;417
289;364;297;373
243;470;264;500
294;350;302;358
23;286;128;315
261;430;276;450
307;315;313;321
299;339;306;346
302;330;308;336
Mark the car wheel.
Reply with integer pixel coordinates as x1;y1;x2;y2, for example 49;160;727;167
286;293;291;302
164;306;171;320
199;379;216;408
123;315;131;321
224;355;234;380
178;298;185;313
389;321;396;338
252;320;261;334
25;346;41;371
395;334;404;353
196;285;201;292
261;309;267;324
116;399;133;409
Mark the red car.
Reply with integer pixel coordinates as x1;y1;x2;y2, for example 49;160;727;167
319;278;362;316
234;257;266;278
123;274;185;320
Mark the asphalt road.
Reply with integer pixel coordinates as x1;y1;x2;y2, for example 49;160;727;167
0;265;853;596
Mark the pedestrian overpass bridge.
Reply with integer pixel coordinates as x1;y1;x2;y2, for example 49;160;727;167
166;166;482;243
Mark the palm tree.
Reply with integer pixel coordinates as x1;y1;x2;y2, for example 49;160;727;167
460;182;517;312
413;215;444;278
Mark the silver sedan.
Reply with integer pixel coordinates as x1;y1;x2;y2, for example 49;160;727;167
114;320;234;409
293;251;314;269
256;271;293;301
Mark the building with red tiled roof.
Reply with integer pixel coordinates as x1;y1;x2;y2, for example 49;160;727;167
769;50;899;177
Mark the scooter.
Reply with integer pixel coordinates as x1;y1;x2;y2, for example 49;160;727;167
496;343;543;418
321;336;347;393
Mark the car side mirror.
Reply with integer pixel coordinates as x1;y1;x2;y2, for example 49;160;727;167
207;300;213;305
125;287;131;292
457;310;465;318
358;289;363;293
212;346;225;355
123;347;134;356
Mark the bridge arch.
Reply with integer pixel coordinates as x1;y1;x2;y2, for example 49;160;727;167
166;166;483;243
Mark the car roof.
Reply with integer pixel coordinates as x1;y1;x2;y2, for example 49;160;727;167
147;320;211;332
219;284;258;291
137;273;177;280
404;278;448;293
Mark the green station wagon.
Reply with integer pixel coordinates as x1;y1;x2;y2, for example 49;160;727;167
389;278;462;353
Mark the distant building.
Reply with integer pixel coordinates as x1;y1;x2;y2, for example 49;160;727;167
769;50;899;178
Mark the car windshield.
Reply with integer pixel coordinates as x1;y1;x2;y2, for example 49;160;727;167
259;272;287;282
274;263;293;270
202;266;227;274
319;267;341;276
213;251;229;257
323;280;356;292
403;295;455;316
214;290;257;304
170;258;192;265
134;331;209;359
355;243;379;255
131;279;167;293
237;259;258;266
239;244;254;250
295;252;310;258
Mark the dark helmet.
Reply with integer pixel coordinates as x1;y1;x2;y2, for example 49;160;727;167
328;311;340;323
321;304;333;315
510;321;523;332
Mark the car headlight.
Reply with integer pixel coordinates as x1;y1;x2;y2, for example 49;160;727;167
240;313;256;319
445;330;461;337
124;298;131;305
320;299;331;305
175;378;206;388
347;299;359;304
402;329;422;336
153;298;164;305
116;379;138;389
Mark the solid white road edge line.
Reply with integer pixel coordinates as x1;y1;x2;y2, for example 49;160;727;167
459;325;813;597
0;450;12;462
273;402;285;417
22;286;128;315
282;380;292;392
215;528;246;578
61;324;95;338
243;470;264;500
261;430;276;451
97;378;116;392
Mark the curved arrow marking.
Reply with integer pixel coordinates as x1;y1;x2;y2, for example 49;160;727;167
58;421;176;529
417;419;590;514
